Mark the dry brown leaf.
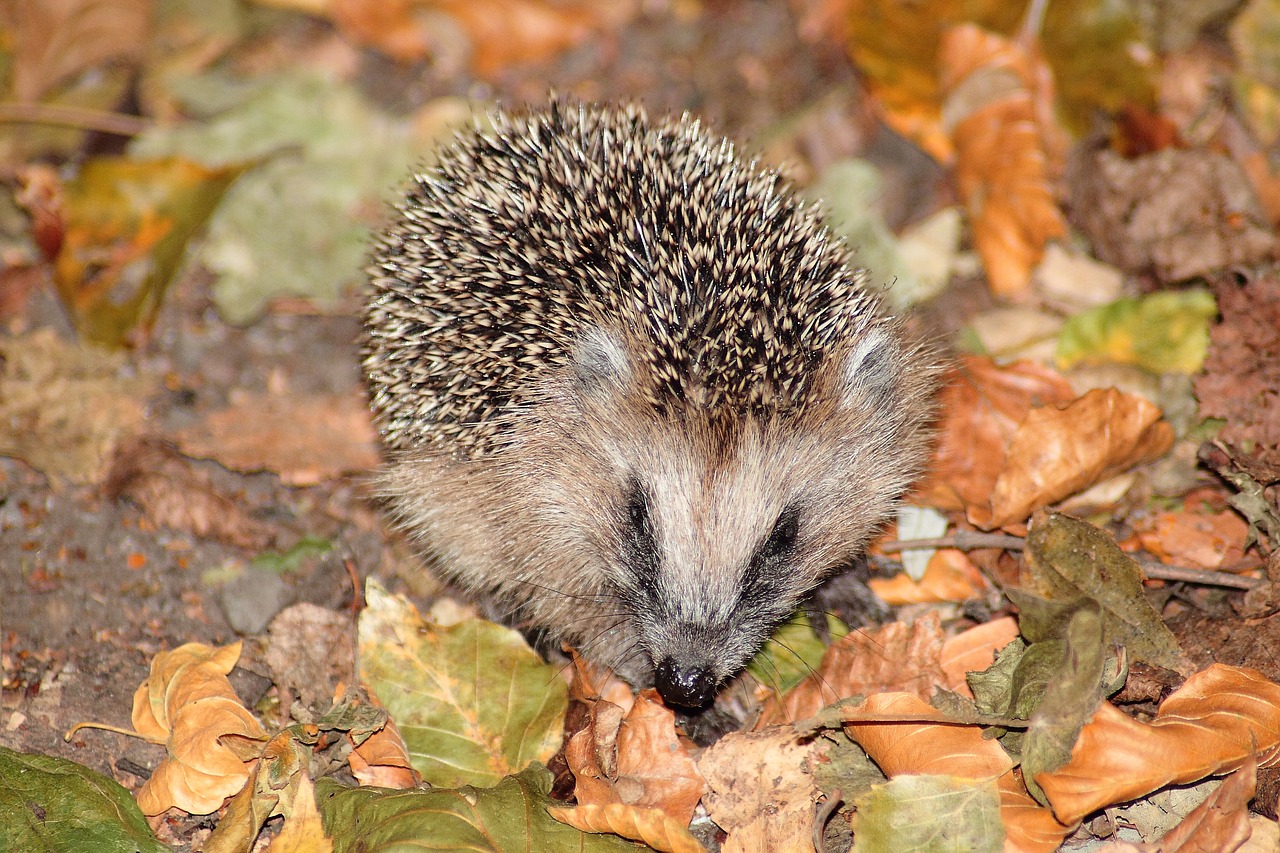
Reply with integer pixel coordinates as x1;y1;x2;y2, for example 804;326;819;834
348;715;419;789
969;387;1174;529
840;692;1070;853
869;548;986;605
266;772;333;853
567;649;636;714
329;0;636;77
131;641;269;815
105;435;276;550
0;0;148;102
566;688;705;826
939;616;1021;696
172;389;379;486
549;803;705;853
698;728;822;853
940;22;1067;298
1037;665;1280;826
0;328;148;486
1134;509;1251;572
914;355;1075;512
1115;753;1256;853
756;614;947;728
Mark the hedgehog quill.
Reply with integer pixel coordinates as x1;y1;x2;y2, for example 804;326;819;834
363;102;936;709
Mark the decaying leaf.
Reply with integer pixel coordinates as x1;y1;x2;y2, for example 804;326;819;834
266;772;333;853
852;774;1005;853
105;435;276;550
203;727;313;853
357;579;567;788
968;387;1174;529
0;328;148;485
940;20;1067;297
130;641;269;815
837;692;1070;852
173;389;380;486
1037;665;1280;825
869;547;987;605
566;689;705;825
698;728;823;853
756;614;948;728
1134;508;1252;572
53;155;246;347
1111;753;1255;853
939;616;1021;697
1024;512;1188;675
549;803;705;853
1056;289;1218;376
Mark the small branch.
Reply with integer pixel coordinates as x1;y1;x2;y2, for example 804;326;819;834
0;102;150;137
879;531;1027;553
1137;560;1263;591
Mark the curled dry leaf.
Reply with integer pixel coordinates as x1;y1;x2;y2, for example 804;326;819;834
914;355;1075;513
940;22;1067;298
0;0;148;102
939;616;1021;697
840;692;1070;853
756;613;947;728
348;714;419;789
566;689;705;826
1115;753;1256;853
549;803;705;853
1036;664;1280;826
105;435;276;550
131;641;269;815
968;387;1174;529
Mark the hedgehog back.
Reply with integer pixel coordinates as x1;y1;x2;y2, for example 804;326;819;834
363;103;882;457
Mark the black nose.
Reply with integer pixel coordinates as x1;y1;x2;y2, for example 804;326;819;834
654;657;718;708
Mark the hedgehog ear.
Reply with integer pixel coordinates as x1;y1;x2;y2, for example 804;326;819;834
836;326;901;409
571;327;631;394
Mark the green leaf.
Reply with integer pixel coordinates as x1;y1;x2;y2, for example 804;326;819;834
358;579;568;788
1024;512;1188;675
851;774;1005;853
315;764;641;852
747;611;845;696
1055;289;1217;375
0;746;169;853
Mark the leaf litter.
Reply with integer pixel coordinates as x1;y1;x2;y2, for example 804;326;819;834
8;0;1280;850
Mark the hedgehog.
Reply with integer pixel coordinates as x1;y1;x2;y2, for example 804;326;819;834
363;101;936;709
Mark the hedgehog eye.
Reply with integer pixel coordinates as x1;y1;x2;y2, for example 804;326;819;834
761;507;799;562
622;478;660;593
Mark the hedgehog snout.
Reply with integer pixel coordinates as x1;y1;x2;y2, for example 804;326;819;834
654;654;718;709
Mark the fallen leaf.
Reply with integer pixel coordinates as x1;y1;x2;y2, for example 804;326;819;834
1036;664;1280;825
105;435;276;550
173;389;379;486
1135;508;1251;572
698;728;822;853
914;355;1075;513
869;548;986;605
131;641;269;816
756;614;947;728
267;772;333;852
566;689;705;825
940;21;1067;297
53;156;246;347
0;0;147;102
0;328;148;486
1056;289;1218;375
838;692;1070;852
549;803;706;853
1117;754;1255;853
969;387;1174;529
357;579;567;788
852;774;1005;852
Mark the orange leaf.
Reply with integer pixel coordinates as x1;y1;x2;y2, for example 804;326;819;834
549;803;705;853
968;387;1174;529
1037;665;1280;825
348;716;419;789
869;548;986;605
130;641;268;815
940;23;1067;297
1135;509;1251;572
566;689;705;826
756;614;947;728
914;355;1075;512
841;692;1070;852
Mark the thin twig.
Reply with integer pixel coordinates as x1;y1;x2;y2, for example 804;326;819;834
1136;560;1263;591
879;531;1027;553
0;102;150;137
